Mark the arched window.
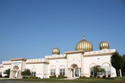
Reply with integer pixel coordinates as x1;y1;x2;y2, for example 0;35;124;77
71;64;79;77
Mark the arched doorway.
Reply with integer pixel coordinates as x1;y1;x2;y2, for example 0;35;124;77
90;67;95;77
12;66;19;78
102;63;111;77
71;64;79;77
90;65;105;77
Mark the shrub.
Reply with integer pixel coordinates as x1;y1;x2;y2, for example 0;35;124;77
103;75;106;79
21;69;31;78
49;75;56;78
4;69;10;78
0;75;2;78
29;76;39;79
58;75;67;78
90;75;93;78
4;76;9;78
79;76;86;78
108;75;111;78
23;76;28;79
0;74;2;78
91;65;105;78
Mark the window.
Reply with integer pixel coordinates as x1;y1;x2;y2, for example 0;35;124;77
60;69;65;76
50;69;55;76
31;72;36;77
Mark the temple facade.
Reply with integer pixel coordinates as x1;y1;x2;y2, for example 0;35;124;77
0;35;117;78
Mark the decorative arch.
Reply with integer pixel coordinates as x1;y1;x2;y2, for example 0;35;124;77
11;66;20;78
89;63;96;69
70;64;79;77
102;62;111;76
89;63;105;77
12;66;19;71
71;64;78;69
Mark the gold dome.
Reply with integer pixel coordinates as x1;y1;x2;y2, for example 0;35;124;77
52;48;60;55
99;40;109;50
75;35;93;52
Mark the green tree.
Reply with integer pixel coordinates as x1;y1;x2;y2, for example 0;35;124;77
4;69;10;78
92;65;105;77
122;54;125;76
21;69;31;78
111;52;123;77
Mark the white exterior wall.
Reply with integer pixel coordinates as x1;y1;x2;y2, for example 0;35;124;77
43;64;49;78
83;55;116;77
48;58;67;77
0;49;117;78
1;61;11;77
10;61;26;71
9;60;27;78
0;64;2;76
66;53;83;77
26;64;42;78
67;53;82;68
2;65;11;77
26;63;49;78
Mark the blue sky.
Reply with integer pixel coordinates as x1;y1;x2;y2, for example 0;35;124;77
0;0;125;63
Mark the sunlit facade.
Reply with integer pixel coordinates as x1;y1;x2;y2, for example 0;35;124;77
0;35;117;79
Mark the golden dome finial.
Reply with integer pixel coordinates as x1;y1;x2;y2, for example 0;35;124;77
99;40;109;50
75;34;93;52
52;48;60;55
83;33;85;40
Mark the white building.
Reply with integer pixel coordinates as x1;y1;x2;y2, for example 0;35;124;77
0;35;117;79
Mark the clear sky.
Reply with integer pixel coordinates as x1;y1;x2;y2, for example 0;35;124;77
0;0;125;63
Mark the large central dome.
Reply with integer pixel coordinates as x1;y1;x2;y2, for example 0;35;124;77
75;34;93;52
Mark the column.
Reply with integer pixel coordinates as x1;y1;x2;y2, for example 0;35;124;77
78;68;80;77
74;69;75;77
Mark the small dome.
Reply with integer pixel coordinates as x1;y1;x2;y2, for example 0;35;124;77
99;40;109;50
75;34;93;52
52;48;60;55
